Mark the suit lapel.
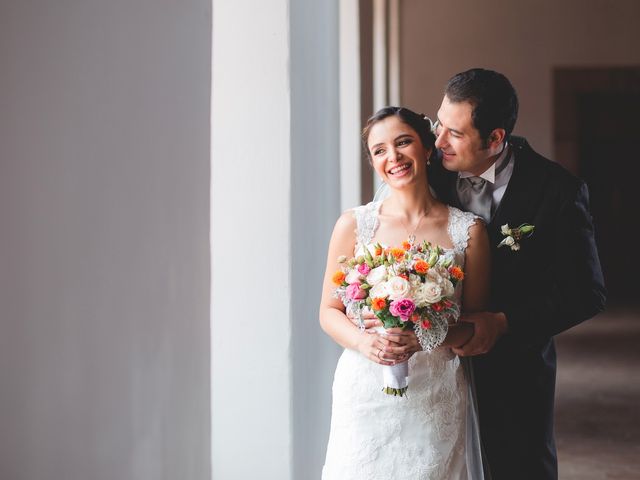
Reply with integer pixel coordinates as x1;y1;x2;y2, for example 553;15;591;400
488;139;547;265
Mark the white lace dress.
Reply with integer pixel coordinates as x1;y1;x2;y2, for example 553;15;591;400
322;202;484;480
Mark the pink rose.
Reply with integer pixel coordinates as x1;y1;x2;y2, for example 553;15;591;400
357;263;371;276
346;282;367;300
389;298;416;321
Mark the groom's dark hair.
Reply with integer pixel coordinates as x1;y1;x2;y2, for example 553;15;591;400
445;68;519;147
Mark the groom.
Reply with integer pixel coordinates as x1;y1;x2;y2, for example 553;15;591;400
428;68;606;480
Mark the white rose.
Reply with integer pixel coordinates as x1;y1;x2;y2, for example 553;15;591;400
366;265;387;286
504;236;515;246
409;274;422;297
426;265;447;284
501;224;511;235
386;276;411;300
442;279;455;298
369;282;388;299
413;286;428;308
355;243;379;258
426;269;439;282
345;269;362;284
421;281;443;304
437;265;449;280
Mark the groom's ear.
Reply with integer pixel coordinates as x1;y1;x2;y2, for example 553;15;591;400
488;128;506;149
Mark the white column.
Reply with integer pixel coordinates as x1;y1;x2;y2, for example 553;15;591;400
372;0;389;192
212;1;341;478
340;0;362;211
211;1;292;478
372;0;388;112
388;0;401;106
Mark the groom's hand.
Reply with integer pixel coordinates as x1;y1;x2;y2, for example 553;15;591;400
452;312;508;357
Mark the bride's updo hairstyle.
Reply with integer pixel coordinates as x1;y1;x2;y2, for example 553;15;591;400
362;106;436;161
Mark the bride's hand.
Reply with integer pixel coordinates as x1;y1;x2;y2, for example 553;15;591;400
380;328;422;362
357;330;409;366
346;308;383;330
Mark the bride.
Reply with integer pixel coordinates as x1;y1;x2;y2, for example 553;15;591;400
319;107;490;479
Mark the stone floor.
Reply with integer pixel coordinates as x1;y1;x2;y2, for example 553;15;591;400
555;304;640;479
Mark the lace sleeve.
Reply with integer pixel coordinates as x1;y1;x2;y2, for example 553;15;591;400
352;201;381;251
447;206;480;255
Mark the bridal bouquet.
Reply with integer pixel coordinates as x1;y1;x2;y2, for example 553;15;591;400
333;240;464;396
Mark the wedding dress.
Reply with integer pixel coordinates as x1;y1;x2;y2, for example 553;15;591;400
322;201;485;480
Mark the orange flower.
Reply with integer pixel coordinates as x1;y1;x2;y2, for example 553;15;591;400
449;266;464;281
371;297;387;311
410;313;420;323
402;241;412;251
421;318;432;330
332;270;346;285
375;245;383;256
414;260;429;274
390;247;405;262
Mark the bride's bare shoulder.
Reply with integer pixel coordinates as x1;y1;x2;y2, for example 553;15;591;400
331;209;357;242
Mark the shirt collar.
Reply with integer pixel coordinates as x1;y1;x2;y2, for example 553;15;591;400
459;143;510;184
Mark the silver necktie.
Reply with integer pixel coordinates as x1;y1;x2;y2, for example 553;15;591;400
457;148;512;222
460;176;492;223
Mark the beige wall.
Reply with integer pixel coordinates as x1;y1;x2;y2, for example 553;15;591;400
399;0;640;158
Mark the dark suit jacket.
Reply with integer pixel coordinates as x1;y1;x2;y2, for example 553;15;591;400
429;136;606;480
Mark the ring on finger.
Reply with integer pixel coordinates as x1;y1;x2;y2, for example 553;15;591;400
376;349;383;360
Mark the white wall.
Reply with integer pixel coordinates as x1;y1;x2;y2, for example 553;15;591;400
0;2;211;479
398;0;640;158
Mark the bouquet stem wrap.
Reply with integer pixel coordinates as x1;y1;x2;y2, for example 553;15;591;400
381;361;409;396
376;327;409;396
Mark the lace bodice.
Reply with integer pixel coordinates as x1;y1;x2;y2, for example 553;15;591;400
353;201;477;262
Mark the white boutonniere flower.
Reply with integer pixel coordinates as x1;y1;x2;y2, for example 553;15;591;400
498;223;535;251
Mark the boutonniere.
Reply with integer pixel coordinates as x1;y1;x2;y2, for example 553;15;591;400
498;223;535;251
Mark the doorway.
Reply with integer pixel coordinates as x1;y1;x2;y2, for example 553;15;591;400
554;67;640;301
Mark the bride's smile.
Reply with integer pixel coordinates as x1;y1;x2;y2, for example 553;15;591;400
387;162;411;176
